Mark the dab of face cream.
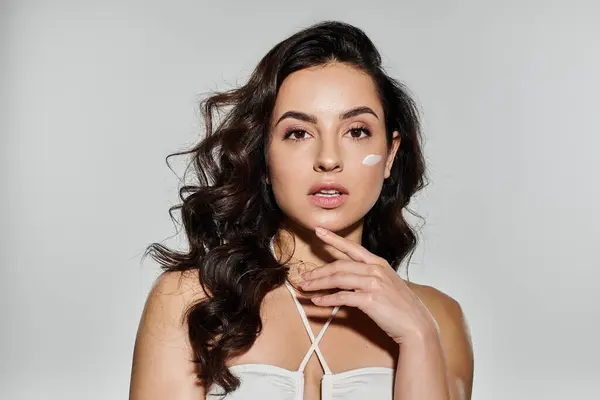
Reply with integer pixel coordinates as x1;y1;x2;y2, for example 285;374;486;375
362;154;382;166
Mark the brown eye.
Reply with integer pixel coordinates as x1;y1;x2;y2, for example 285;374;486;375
284;129;311;141
346;127;371;140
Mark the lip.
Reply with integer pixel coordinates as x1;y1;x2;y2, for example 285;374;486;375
308;182;349;210
310;193;347;209
307;182;349;195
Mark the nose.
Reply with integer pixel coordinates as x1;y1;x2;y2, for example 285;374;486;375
313;136;343;173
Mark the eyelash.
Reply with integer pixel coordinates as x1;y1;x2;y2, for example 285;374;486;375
283;126;372;142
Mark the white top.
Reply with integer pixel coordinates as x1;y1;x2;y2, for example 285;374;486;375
205;241;395;399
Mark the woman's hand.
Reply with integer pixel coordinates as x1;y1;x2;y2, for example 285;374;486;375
299;226;440;345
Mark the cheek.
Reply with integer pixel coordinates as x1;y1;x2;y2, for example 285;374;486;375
269;150;308;182
358;153;386;178
267;149;310;204
351;153;386;206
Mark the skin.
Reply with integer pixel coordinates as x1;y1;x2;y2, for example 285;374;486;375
129;62;474;400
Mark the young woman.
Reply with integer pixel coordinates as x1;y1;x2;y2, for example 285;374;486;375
129;20;474;400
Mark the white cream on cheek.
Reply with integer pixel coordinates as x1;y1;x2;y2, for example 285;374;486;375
362;154;382;166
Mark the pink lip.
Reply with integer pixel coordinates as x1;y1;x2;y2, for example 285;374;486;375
307;182;349;195
310;193;347;209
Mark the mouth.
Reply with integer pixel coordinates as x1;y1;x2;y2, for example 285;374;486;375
308;183;349;209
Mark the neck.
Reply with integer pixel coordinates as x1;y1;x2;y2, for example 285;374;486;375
273;218;364;280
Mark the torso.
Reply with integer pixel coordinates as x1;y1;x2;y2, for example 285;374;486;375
226;282;400;400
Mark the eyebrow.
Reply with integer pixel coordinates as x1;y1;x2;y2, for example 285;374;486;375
274;106;379;127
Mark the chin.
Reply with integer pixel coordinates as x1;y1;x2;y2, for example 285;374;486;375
289;211;363;235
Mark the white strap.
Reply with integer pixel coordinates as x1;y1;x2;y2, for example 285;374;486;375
284;281;340;374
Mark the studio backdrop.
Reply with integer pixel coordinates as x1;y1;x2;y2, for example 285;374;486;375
2;1;599;399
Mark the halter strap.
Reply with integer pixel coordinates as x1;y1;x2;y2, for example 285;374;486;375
284;280;340;374
270;236;340;374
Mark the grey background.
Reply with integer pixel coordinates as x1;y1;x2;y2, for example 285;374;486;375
2;0;599;399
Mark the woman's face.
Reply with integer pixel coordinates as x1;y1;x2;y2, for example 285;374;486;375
267;62;400;233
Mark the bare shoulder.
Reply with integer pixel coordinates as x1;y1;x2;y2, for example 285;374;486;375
407;281;475;399
149;269;209;312
406;281;465;324
129;270;208;400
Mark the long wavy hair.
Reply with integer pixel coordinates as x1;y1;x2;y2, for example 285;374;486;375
143;20;427;396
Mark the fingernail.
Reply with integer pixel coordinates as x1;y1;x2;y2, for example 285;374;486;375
315;227;327;236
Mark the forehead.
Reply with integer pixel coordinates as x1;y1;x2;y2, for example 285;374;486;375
272;63;383;118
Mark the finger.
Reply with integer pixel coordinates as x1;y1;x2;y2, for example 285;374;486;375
301;260;372;280
311;290;371;308
314;227;379;264
300;272;378;292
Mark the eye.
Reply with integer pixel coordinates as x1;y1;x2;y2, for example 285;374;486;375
283;129;312;141
346;127;372;141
